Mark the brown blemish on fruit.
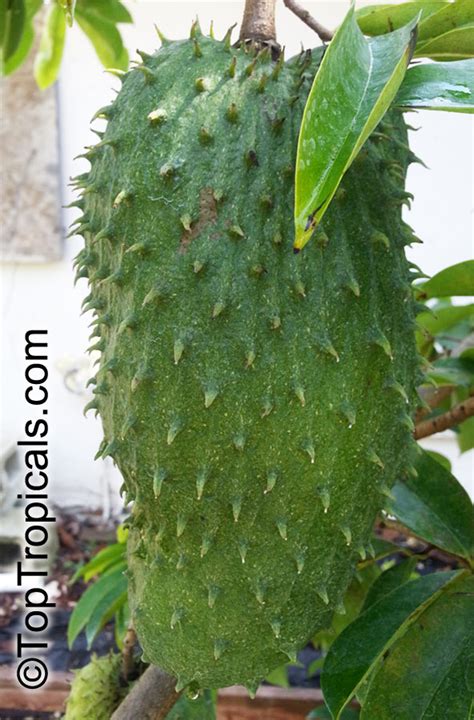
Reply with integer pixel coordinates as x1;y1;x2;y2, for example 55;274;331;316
179;187;218;253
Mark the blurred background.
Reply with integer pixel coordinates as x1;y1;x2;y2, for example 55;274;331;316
1;0;472;521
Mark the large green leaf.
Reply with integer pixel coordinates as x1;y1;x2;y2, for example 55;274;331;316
356;2;447;36
459;415;474;452
420;260;474;298
70;540;125;583
308;707;359;720
360;573;474;719
75;6;128;70
67;564;127;647
293;6;417;250
362;557;418;611
33;3;66;89
395;59;474;112
321;570;462;719
416;0;474;42
388;451;474;561
415;23;474;60
85;585;127;647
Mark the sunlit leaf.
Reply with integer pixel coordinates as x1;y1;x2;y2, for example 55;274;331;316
81;0;133;25
356;2;446;37
419;260;474;298
417;0;474;42
388;450;474;561
458;415;474;452
33;3;66;89
396;59;474;112
75;6;128;70
294;7;417;250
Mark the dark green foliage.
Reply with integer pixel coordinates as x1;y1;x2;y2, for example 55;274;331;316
75;26;420;691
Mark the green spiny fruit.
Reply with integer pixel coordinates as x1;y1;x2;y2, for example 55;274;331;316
63;653;128;719
75;24;421;692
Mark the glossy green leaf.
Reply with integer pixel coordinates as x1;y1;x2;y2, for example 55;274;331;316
388;450;474;561
321;570;461;719
426;449;451;471
356;2;447;37
420;260;474;298
75;6;128;70
396;60;474;112
428;356;474;387
81;0;133;25
67;564;127;647
362;557;418;611
415;23;474;60
166;690;216;719
294;7;417;250
416;0;474;42
1;0;25;66
33;3;66;89
459;415;474;452
360;573;474;719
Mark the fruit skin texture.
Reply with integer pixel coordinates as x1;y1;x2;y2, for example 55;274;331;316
63;653;127;719
75;28;420;691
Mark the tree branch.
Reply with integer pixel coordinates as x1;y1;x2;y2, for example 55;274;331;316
240;0;277;42
111;665;181;720
283;0;334;42
414;395;474;440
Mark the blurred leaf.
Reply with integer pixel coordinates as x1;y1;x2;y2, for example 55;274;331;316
34;3;66;89
360;573;474;719
294;7;417;250
67;564;127;648
75;5;128;69
70;541;125;584
388;450;474;561
307;656;325;678
321;570;462;719
420;260;474;298
364;537;406;562
116;522;129;544
458;415;474;452
1;0;25;66
114;600;130;650
428;357;474;387
426;449;451;471
362;557;418;611
416;0;474;41
2;0;41;75
415;23;474;61
308;705;359;719
266;663;290;688
85;585;127;647
80;0;133;24
58;0;76;27
166;690;216;719
396;59;474;112
356;2;447;36
416;303;474;351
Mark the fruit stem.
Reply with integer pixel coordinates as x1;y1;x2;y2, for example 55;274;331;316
239;0;277;42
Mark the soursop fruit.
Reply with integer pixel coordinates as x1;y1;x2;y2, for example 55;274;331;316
74;23;421;692
63;653;128;719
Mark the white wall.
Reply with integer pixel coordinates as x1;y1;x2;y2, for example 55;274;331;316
1;1;472;512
